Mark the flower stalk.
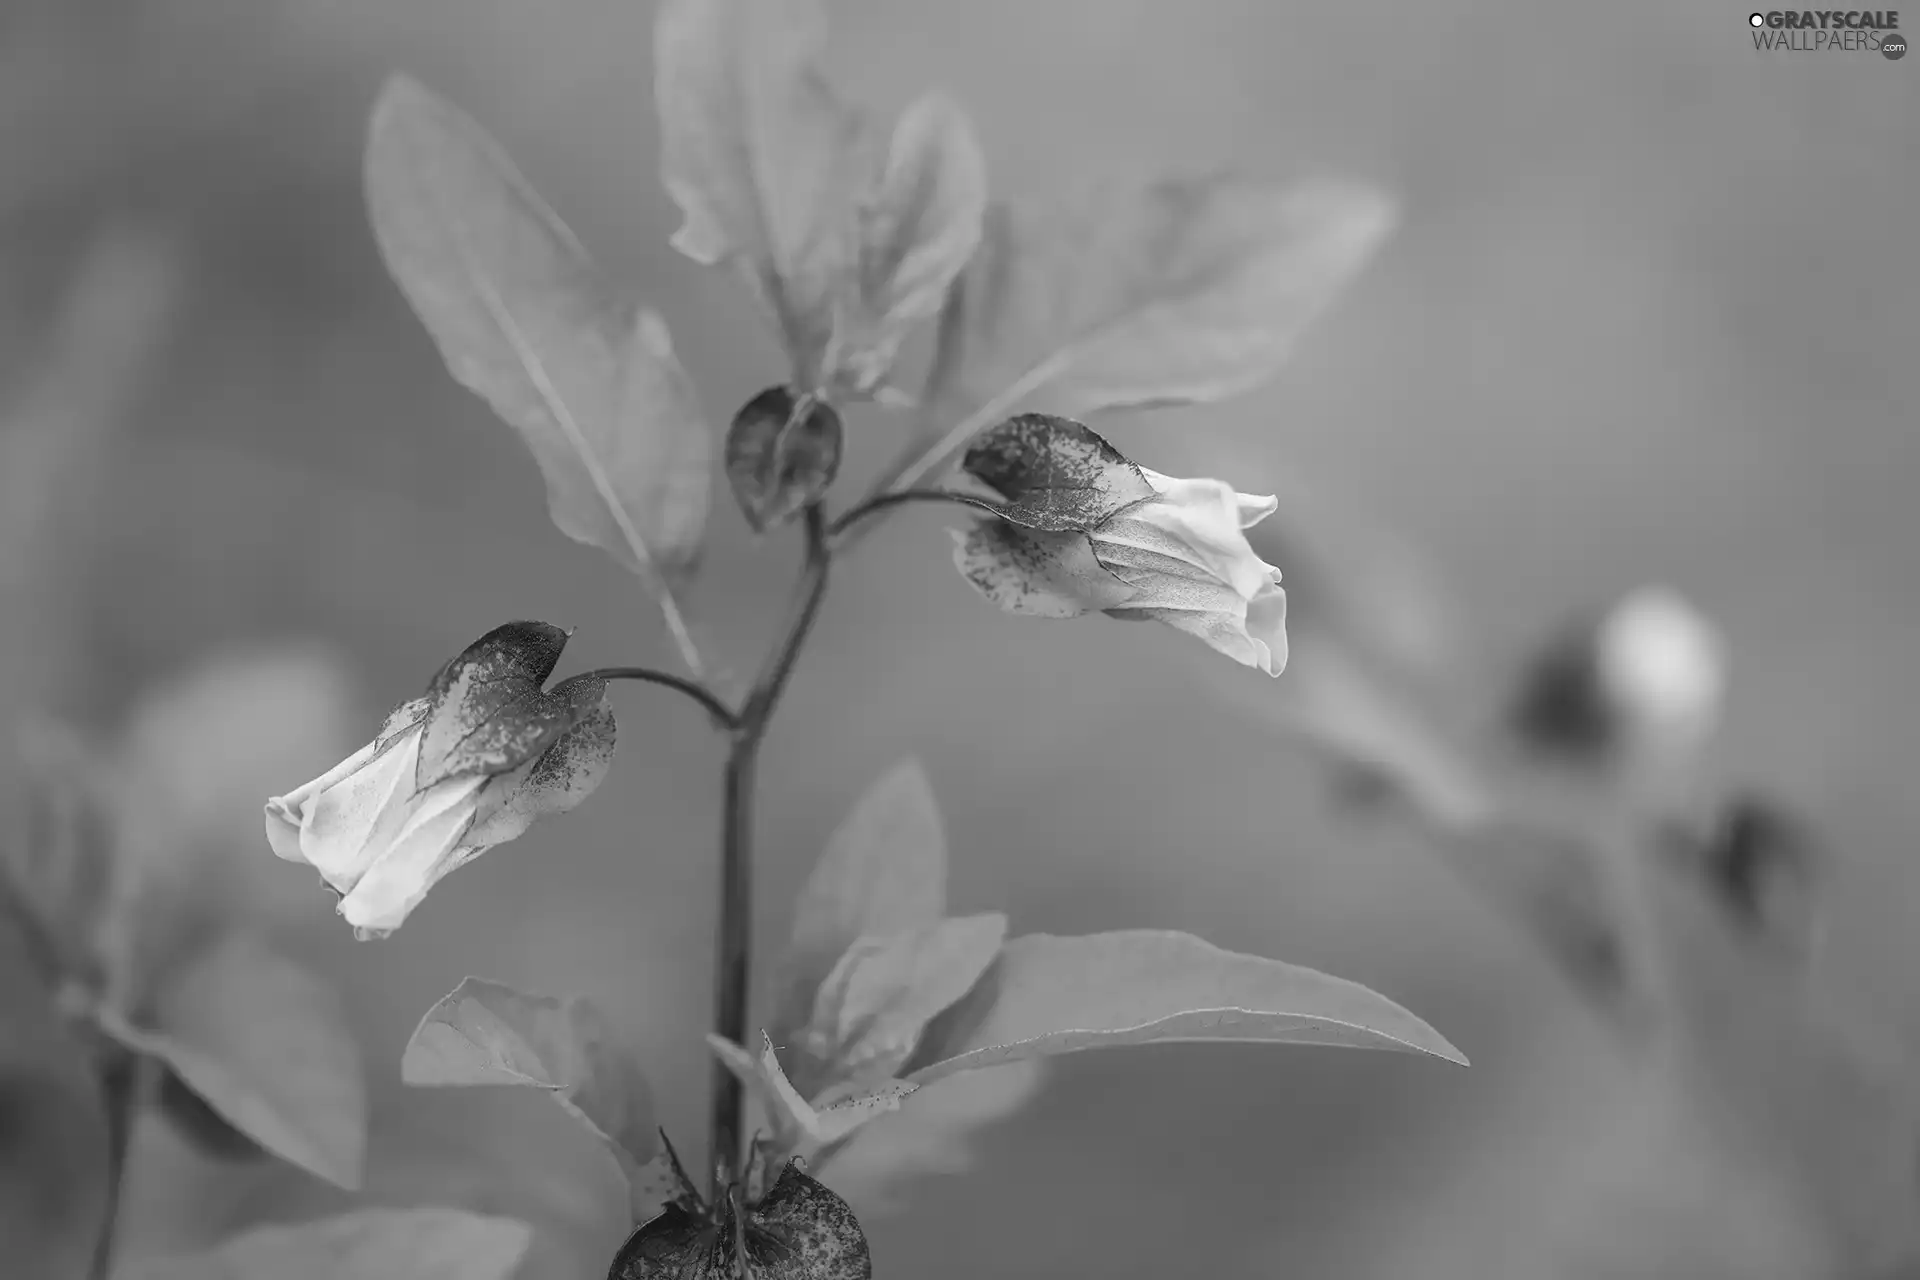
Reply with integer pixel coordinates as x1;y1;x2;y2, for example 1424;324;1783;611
708;502;832;1198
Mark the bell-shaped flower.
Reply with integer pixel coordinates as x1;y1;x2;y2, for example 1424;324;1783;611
264;623;615;938
950;415;1287;675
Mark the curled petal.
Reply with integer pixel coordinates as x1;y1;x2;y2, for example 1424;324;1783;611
333;775;489;938
291;732;424;893
1139;466;1277;530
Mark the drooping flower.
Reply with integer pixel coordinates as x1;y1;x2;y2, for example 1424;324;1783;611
950;415;1288;675
264;623;615;938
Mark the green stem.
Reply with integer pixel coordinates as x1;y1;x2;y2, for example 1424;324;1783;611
708;504;831;1198
88;1052;141;1280
588;666;738;731
825;487;1000;546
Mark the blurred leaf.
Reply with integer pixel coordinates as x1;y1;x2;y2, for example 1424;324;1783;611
1286;639;1492;830
883;177;1395;493
0;230;180;727
2;719;120;988
774;759;948;1037
804;914;1007;1083
709;1032;913;1154
415;621;572;790
365;76;710;672
118;1207;533;1280
1641;806;1920;1272
0;897;108;1280
724;388;844;533
904;929;1466;1084
1280;641;1638;1011
653;0;986;399
830;92;987;397
105;644;366;974
402;977;657;1183
960;414;1155;533
98;930;366;1190
654;0;869;385
154;1066;269;1163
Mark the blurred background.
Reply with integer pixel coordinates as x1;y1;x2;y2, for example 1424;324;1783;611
2;0;1917;1276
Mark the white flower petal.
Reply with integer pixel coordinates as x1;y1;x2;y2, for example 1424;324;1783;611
1245;577;1289;675
296;731;422;892
333;773;488;936
263;739;381;864
1234;490;1279;529
1121;477;1273;601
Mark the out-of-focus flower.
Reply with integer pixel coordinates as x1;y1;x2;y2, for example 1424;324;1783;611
1594;587;1726;749
954;461;1288;675
1511;585;1725;765
265;623;616;938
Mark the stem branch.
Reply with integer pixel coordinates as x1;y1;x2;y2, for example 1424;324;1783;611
708;504;832;1198
588;666;738;730
826;487;1000;545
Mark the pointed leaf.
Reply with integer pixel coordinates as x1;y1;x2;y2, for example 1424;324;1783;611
903;929;1465;1085
724;387;844;532
887;177;1394;493
99;931;366;1189
829;93;988;396
366;76;710;668
119;1208;532;1280
403;977;657;1178
415;621;572;789
960;414;1155;532
776;760;949;1037
654;0;871;384
805;913;1007;1081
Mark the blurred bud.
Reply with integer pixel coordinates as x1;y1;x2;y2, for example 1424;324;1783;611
265;624;616;938
724;387;843;533
1653;790;1823;959
1511;586;1726;765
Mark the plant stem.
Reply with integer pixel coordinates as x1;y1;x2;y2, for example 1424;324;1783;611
87;1052;141;1280
708;504;832;1198
826;487;1000;545
588;666;738;730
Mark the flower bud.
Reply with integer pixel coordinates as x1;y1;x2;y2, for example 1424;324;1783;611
724;387;843;532
265;623;616;937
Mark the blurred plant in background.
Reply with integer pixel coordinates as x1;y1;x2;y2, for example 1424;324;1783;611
2;0;1917;1278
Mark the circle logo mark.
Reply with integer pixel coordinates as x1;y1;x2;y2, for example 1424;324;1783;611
1750;12;1766;26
